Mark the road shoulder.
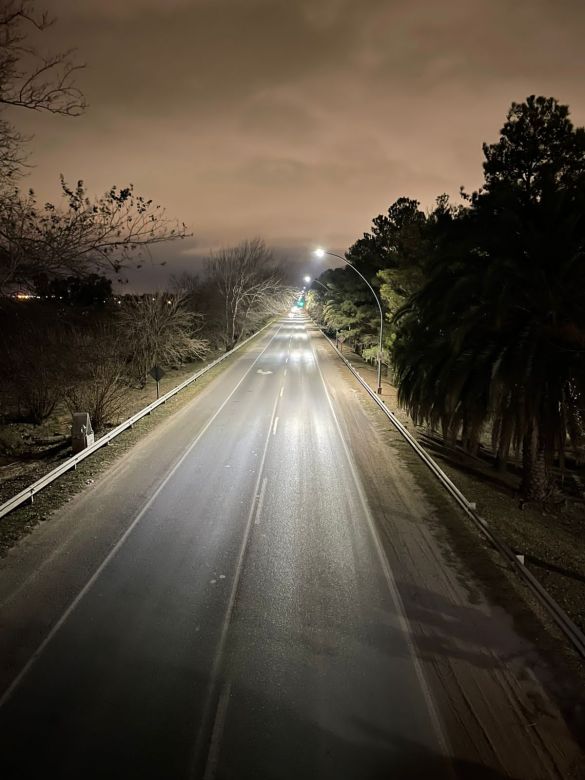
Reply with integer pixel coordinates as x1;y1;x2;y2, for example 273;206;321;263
311;324;585;778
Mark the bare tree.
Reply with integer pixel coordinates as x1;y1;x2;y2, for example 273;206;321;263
206;238;294;348
0;117;25;186
0;4;189;292
0;0;85;115
0;1;86;183
64;327;129;432
0;178;189;293
119;293;209;386
0;317;67;424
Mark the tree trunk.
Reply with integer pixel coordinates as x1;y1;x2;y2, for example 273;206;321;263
521;422;549;501
494;431;511;472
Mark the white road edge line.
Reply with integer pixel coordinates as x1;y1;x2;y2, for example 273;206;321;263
195;392;280;778
0;323;284;711
309;329;454;772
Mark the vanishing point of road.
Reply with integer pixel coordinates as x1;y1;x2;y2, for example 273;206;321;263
0;315;584;779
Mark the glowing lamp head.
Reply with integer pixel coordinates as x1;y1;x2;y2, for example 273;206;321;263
303;275;311;283
314;248;326;258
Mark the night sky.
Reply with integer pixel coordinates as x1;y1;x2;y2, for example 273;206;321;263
13;0;585;289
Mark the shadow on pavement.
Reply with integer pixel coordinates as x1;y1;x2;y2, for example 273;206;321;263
215;673;523;780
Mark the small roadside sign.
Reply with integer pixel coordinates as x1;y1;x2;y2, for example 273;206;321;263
149;365;165;399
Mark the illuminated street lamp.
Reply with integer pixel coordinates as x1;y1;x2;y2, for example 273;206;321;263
314;248;384;394
304;275;329;293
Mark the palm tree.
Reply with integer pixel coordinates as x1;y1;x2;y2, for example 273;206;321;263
393;119;585;500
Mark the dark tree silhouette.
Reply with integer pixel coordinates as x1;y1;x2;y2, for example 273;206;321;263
393;96;585;501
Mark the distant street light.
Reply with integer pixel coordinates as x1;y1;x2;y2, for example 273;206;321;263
304;275;329;293
314;248;384;394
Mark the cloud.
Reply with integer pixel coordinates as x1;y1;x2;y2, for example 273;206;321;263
13;0;585;292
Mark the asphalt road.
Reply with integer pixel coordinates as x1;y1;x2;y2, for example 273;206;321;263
0;314;583;779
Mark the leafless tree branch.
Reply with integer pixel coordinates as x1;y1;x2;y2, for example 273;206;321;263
0;178;190;292
206;238;295;348
118;293;209;386
0;1;86;116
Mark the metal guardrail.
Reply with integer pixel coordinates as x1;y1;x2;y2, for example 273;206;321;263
320;328;585;660
0;321;275;522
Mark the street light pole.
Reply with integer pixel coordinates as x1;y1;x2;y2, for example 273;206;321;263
304;276;329;293
314;249;384;394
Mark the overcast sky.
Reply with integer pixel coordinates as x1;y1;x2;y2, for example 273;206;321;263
13;0;585;289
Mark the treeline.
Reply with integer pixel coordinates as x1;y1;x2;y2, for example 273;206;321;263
308;96;585;501
0;4;293;435
0;237;293;431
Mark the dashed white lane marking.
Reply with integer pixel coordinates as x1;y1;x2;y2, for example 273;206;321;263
196;393;279;777
254;477;268;525
202;682;232;780
272;417;279;436
283;368;287;376
280;386;284;398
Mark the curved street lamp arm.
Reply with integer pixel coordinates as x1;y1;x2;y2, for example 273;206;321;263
323;250;384;394
311;278;330;293
323;250;384;336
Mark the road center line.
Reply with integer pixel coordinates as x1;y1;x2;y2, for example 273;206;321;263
0;323;284;711
194;391;280;777
202;682;232;780
254;477;268;525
